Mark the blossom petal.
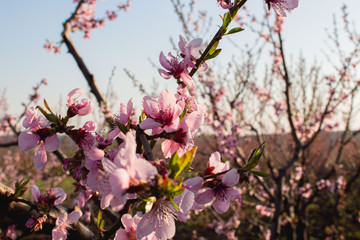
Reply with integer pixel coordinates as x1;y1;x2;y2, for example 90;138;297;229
102;158;117;172
163;118;180;133
52;187;67;205
133;157;158;181
121;214;134;230
136;210;156;239
159;89;176;111
154;215;175;239
100;193;113;209
222;169;239;187
114;229;128;240
52;227;67;240
183;112;203;132
184;176;203;193
44;134;60;152
158;69;172;79
33;143;47;170
18;131;40;152
109;168;130;197
180;72;194;87
139;118;162;130
87;147;104;160
110;195;127;211
56;212;68;226
178;190;194;213
30;185;40;202
83;121;96;131
161;140;180;158
142;96;160;118
67;210;82;224
213;195;230;214
195;188;214;205
67;88;83;104
225;188;242;202
159;51;172;70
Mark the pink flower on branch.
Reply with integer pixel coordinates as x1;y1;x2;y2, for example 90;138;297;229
196;169;241;214
136;192;194;240
97;132;157;211
30;185;67;207
161;111;204;158
217;0;234;9
265;0;299;17
178;35;207;70
158;52;194;87
52;211;82;240
140;89;184;134
66;88;93;117
204;151;230;175
114;213;156;240
18;107;60;170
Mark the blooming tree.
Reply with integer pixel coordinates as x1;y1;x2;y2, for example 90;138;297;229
172;3;360;239
14;1;360;240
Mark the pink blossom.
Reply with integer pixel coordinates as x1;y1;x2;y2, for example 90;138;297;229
119;98;134;126
114;213;156;240
99;132;157;211
195;169;241;214
161;110;204;158
66;88;93;117
140;89;184;134
256;204;274;217
83;121;96;131
217;0;234;9
18;131;40;152
77;190;93;208
71;128;104;161
158;52;194;87
184;176;203;193
19;131;60;170
294;166;303;181
178;35;208;71
5;225;17;240
173;189;195;222
206;151;230;175
118;1;132;12
136;197;193;240
52;211;82;240
265;0;299;17
31;185;67;206
299;183;312;198
22;107;39;129
106;11;117;21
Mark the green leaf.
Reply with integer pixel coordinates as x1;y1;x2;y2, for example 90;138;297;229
244;143;265;171
169;197;179;210
179;109;188;121
226;27;244;35
99;219;105;230
249;170;269;177
205;49;222;61
43;99;55;115
37;106;57;123
168;147;197;179
222;12;231;30
97;210;102;229
12;178;30;198
208;41;219;55
116;122;128;134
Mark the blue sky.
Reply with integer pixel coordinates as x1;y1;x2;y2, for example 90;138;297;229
1;0;359;117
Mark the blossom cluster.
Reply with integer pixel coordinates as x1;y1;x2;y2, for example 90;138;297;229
19;35;243;239
15;1;301;239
